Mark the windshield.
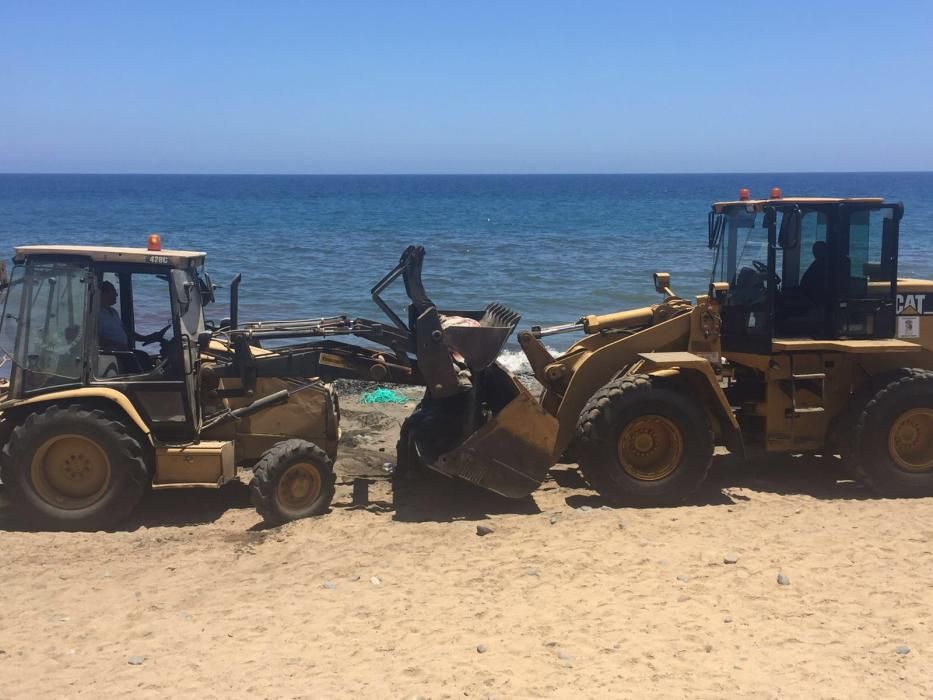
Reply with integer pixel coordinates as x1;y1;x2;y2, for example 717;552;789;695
0;263;20;381
711;207;769;287
1;261;90;392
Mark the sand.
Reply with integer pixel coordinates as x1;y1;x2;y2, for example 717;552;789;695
0;388;931;698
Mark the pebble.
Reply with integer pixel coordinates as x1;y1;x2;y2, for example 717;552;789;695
896;645;911;655
544;640;558;647
557;649;575;663
618;521;626;530
578;505;592;512
549;514;560;525
676;575;690;582
370;576;381;585
723;616;733;623
476;524;495;537
476;643;488;654
349;574;361;582
777;573;790;586
322;581;336;590
723;553;740;564
127;656;145;666
704;644;713;653
525;568;540;577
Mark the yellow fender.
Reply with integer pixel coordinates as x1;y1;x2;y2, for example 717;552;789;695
638;352;744;456
547;313;693;455
9;387;153;444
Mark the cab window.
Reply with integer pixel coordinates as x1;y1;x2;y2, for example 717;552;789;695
848;208;894;298
15;262;89;392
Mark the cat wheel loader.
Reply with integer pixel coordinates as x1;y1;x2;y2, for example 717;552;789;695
398;190;933;503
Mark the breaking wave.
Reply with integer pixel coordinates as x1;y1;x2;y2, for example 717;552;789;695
497;346;562;376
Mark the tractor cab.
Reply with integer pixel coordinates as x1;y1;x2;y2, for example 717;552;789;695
708;189;903;352
0;238;212;442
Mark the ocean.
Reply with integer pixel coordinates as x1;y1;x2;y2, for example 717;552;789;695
2;173;932;367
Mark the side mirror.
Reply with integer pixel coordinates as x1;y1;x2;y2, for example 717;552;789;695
654;272;672;296
708;212;724;248
228;273;242;330
778;208;801;249
198;271;216;305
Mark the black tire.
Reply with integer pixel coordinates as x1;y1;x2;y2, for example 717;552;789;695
575;374;714;505
394;403;434;483
0;405;149;531
250;439;335;525
850;369;933;497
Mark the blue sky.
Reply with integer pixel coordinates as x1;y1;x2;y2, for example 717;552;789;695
1;1;931;174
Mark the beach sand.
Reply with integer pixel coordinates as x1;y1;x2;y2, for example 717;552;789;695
0;386;930;698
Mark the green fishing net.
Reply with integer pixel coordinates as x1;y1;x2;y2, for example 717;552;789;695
359;387;408;405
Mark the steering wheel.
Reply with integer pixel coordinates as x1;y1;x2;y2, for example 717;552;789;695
752;260;781;286
142;323;172;348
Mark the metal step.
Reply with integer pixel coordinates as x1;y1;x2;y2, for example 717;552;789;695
790;362;826;415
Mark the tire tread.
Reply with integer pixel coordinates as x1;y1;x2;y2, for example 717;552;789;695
250;439;335;525
0;404;149;530
574;374;714;504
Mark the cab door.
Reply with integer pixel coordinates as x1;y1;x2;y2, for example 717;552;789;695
170;268;204;434
90;266;199;443
830;203;901;339
717;206;778;354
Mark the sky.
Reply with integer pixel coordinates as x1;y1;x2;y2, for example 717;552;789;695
1;1;931;174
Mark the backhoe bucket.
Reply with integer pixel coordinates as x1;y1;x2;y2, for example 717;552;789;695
421;366;559;498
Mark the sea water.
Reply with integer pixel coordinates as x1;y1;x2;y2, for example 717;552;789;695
2;173;932;369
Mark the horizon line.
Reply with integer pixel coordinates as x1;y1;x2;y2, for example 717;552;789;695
1;170;932;177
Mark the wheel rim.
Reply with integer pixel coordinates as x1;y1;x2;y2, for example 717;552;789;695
617;415;683;481
275;463;323;516
30;434;111;509
888;408;933;473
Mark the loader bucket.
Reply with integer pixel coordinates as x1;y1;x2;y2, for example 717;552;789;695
421;365;559;498
439;303;521;371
